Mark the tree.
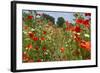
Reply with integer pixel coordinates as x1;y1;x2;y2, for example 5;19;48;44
56;17;65;27
42;13;55;24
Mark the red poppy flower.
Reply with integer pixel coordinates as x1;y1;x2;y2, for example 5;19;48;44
41;37;45;41
43;31;46;34
66;25;74;31
76;19;90;28
42;46;46;51
74;26;81;32
28;15;33;20
32;37;39;41
80;41;91;51
60;47;65;53
82;19;90;28
26;44;33;49
85;13;91;16
75;19;83;24
37;59;42;62
28;32;34;38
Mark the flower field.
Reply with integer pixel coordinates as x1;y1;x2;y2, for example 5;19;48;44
22;10;91;63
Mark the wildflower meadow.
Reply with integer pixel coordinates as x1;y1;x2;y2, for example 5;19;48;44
22;10;91;63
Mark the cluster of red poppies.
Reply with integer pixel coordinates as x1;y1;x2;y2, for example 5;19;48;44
65;13;91;51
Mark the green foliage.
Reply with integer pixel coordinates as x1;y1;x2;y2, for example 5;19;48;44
42;13;55;24
56;17;65;27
